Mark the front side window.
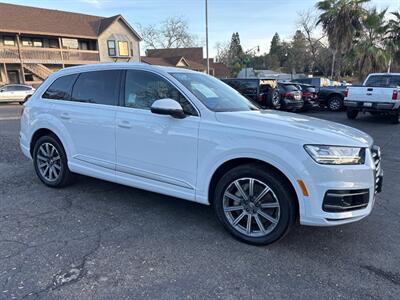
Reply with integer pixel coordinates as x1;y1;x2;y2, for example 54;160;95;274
42;74;78;100
107;40;116;56
171;72;259;112
71;70;120;106
124;70;197;116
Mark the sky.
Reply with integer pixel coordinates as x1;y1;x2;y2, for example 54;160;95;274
2;0;399;56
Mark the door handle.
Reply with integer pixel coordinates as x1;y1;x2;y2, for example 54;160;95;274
60;113;70;120
367;88;373;91
118;120;132;129
366;93;372;96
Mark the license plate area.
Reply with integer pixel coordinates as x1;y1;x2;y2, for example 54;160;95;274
363;102;373;107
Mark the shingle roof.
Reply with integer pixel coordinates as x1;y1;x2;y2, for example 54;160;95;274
0;2;140;39
146;48;204;63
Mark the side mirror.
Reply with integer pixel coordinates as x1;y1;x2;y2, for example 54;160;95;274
150;98;186;119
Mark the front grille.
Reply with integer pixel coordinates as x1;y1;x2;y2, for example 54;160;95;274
323;189;370;212
371;145;383;193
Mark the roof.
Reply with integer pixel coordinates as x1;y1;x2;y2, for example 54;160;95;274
0;3;141;40
146;48;204;63
141;56;207;71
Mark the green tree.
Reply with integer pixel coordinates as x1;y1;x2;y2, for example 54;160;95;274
316;0;369;79
355;8;389;79
387;10;400;72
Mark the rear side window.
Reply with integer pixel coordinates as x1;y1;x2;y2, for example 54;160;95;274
71;70;120;105
43;74;78;100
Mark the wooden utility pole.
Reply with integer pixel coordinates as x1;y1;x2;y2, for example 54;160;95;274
16;33;26;84
205;0;209;75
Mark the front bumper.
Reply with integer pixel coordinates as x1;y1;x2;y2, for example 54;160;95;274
299;146;382;226
344;100;397;111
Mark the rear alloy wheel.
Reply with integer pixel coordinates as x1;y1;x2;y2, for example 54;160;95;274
33;135;74;187
327;96;343;111
213;164;296;245
346;109;358;120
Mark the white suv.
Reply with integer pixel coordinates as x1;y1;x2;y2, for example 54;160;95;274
20;63;383;245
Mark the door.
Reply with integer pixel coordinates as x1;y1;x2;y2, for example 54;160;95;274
115;70;199;196
7;71;19;84
42;70;121;172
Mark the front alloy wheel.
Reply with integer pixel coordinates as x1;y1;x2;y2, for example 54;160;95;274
223;178;280;237
213;164;296;245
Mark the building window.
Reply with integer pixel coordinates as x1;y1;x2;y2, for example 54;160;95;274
118;41;129;56
3;36;15;46
108;40;116;56
22;38;33;47
49;39;59;48
33;39;43;47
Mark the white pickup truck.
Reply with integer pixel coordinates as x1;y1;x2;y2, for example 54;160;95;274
344;73;400;124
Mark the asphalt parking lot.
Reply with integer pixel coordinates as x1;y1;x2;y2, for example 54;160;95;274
1;103;399;299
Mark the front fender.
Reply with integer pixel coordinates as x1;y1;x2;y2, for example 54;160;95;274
196;144;309;218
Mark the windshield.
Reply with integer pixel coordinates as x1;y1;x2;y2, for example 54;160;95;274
170;72;259;112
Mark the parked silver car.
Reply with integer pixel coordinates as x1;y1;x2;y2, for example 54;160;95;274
0;84;35;104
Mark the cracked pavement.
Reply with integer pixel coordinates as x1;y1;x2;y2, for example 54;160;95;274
0;103;399;299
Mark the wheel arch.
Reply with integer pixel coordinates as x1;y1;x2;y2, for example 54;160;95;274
30;128;63;156
207;157;300;219
327;92;344;100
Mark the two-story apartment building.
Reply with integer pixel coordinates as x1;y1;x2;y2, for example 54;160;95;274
0;3;141;86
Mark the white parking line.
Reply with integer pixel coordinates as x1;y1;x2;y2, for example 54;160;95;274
0;116;20;121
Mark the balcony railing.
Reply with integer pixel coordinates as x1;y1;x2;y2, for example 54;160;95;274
0;46;100;64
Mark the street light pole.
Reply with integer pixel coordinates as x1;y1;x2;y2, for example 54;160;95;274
205;0;210;75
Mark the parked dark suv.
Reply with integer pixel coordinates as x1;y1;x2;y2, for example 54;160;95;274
221;78;280;109
277;82;304;111
293;83;319;111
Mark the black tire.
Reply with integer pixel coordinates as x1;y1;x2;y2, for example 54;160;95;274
327;96;343;111
32;135;74;187
213;163;297;245
346;109;358;119
390;111;399;124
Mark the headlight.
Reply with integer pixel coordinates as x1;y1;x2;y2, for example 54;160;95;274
304;145;365;165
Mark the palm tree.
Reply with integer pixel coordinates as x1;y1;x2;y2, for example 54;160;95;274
316;0;369;79
387;10;400;72
355;8;389;79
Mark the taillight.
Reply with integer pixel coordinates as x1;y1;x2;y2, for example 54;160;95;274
258;94;263;102
392;89;398;100
281;92;291;98
344;88;348;98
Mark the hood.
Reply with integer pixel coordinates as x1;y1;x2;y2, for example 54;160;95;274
215;110;373;147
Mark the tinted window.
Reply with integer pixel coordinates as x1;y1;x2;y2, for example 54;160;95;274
365;75;385;87
238;81;258;94
280;84;299;92
72;70;120;105
389;76;400;87
43;74;78;100
13;86;31;91
124;70;197;116
364;75;400;87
